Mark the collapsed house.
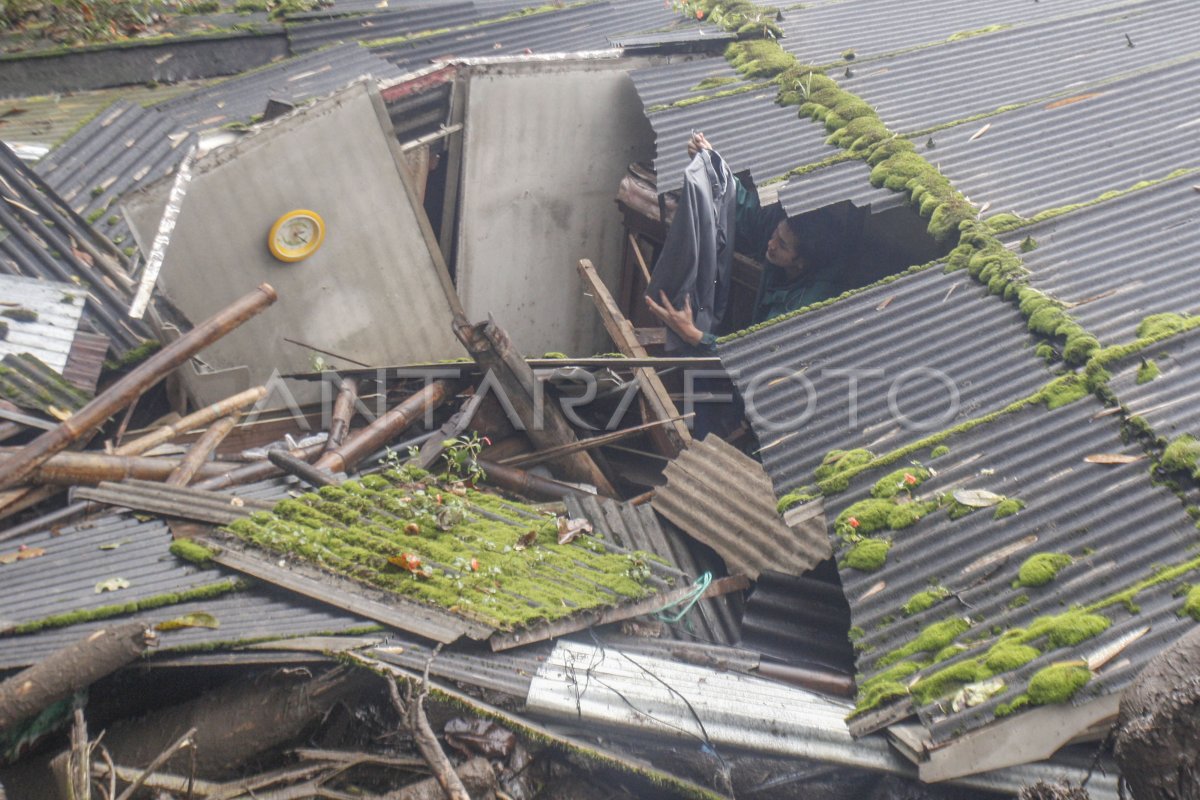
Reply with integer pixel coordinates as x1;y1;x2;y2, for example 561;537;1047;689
1;0;1199;797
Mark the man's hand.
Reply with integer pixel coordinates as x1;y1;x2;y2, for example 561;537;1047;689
687;131;713;159
645;291;704;346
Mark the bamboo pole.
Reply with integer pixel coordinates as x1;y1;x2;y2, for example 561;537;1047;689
323;378;358;453
267;449;337;488
115;386;267;456
0;451;232;486
314;380;453;474
166;414;240;487
191;441;326;492
474;459;591;501
0;284;278;490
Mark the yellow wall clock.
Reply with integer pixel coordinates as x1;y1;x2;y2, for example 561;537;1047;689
268;209;326;263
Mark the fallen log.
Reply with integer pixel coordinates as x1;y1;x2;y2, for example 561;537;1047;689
0;622;154;734
1115;625;1200;800
267;449;337;487
315;380;454;474
0;284;277;491
191;441;326;492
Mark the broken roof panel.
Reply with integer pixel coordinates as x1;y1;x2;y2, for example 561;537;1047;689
0;143;149;355
653;433;831;579
0;274;86;374
828;396;1199;757
776;0;1122;65
837;0;1200;135
718;266;1053;496
776;158;906;217
921;56;1200;220
565;493;738;645
0;353;92;417
999;174;1200;346
739;568;855;675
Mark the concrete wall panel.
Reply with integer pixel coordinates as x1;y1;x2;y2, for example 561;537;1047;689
456;64;655;356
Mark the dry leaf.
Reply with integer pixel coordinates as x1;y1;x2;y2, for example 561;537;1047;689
968;122;991;141
556;517;593;545
1044;92;1101;110
0;545;46;565
860;581;886;600
514;530;539;550
952;488;1005;507
95;577;130;593
156;613;220;632
875;296;894;311
99;540;131;551
1084;454;1144;464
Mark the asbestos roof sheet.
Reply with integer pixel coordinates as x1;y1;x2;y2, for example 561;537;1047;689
1104;327;1200;440
830;396;1200;743
0;143;149;355
653;433;831;579
0;273;86;374
776;158;906;217
0;588;373;671
739;567;855;674
0;475;378;667
287;2;481;53
999;174;1200;346
375;0;695;69
922;54;1200;220
563;493;739;645
0;353;91;416
718;266;1053;497
776;0;1124;66
627;57;743;109
634;80;836;191
837;0;1200;135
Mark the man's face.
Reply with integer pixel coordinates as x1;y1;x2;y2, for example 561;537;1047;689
765;221;804;271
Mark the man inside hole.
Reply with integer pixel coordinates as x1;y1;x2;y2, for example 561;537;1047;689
644;132;845;438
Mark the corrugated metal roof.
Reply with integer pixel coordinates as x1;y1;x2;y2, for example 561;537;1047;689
653;433;830;579
608;29;733;51
0;274;85;374
563;494;738;645
632;72;836;190
626;57;744;110
525;640;1120;799
776;0;1125;66
718;265;1054;497
0;143;149;355
0;353;91;416
1000;173;1200;346
829;395;1200;743
837;0;1200;135
777;158;906;217
923;54;1200;220
1105;327;1200;440
367;637;550;699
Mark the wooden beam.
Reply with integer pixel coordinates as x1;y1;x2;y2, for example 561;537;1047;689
577;259;690;457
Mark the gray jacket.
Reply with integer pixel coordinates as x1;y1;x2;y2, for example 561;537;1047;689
646;149;738;352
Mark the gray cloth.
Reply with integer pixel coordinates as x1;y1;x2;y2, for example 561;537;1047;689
646;149;738;352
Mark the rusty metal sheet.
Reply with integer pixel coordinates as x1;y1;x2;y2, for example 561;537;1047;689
653;434;831;579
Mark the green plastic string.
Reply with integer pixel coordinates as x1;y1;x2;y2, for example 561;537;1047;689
654;572;712;623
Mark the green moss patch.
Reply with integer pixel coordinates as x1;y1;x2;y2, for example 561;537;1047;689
1026;662;1090;705
1136;358;1160;384
1183;586;1200;621
930;445;950;458
879;617;971;668
725;40;792;79
12;579;243;634
1160;435;1200;476
993;498;1025;520
871;467;931;499
169;538;217;566
1016;553;1072;588
842;538;891;572
220;471;658;631
901;587;950;616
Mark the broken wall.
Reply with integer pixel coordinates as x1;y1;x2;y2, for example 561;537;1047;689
124;82;463;407
455;61;655;356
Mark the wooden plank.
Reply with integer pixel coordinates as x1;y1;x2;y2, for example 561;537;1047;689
576;259;690;457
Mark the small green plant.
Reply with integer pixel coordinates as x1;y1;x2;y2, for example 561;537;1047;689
442;432;489;485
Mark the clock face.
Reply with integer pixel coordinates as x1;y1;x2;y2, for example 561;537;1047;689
268;210;325;262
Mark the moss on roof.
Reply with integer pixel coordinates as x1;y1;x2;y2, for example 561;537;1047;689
220;469;660;631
